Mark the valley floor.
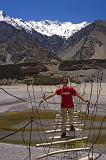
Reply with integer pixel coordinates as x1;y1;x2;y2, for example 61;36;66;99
0;84;106;159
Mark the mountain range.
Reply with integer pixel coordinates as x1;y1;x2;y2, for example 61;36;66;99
0;11;88;39
0;10;106;80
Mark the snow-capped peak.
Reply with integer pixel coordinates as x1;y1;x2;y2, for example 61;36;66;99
27;20;89;38
0;10;7;17
0;10;89;38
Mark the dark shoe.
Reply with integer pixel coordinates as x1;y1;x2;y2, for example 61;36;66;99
61;132;66;138
70;126;75;131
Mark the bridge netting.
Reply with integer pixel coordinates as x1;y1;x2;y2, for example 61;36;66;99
0;68;106;160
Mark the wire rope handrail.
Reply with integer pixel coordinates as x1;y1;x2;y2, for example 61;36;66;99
0;68;105;160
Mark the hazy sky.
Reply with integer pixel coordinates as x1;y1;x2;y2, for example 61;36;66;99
0;0;106;23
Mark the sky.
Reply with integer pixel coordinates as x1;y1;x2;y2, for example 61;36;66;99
0;0;106;23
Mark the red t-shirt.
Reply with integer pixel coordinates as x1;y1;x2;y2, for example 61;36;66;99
55;86;77;108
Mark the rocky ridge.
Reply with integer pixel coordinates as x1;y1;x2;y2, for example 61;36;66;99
59;20;106;60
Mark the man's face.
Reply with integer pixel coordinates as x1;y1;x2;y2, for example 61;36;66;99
62;80;68;87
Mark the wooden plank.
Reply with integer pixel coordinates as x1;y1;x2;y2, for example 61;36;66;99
56;113;79;116
56;112;79;117
53;124;84;128
49;135;71;139
55;117;79;119
36;137;88;147
55;116;79;119
45;128;82;133
56;113;79;117
49;136;87;140
55;122;84;126
55;120;79;124
36;147;90;159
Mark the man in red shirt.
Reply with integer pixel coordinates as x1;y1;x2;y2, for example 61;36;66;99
41;78;88;138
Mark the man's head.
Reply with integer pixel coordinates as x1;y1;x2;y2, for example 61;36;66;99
62;78;68;88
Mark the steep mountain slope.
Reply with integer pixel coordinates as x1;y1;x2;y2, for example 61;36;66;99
0;20;61;78
60;20;106;60
0;21;60;64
